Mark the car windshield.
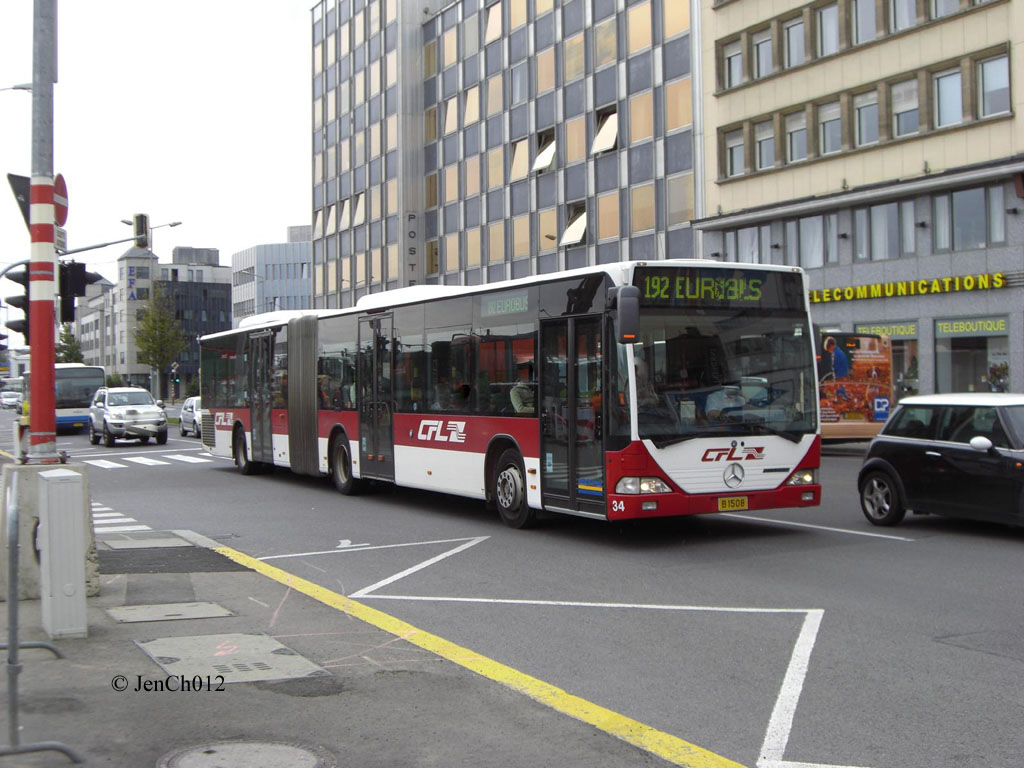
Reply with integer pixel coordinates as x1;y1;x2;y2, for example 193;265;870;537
1001;405;1024;445
632;309;818;445
109;392;155;407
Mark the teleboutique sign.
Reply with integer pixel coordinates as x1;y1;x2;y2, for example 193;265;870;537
810;272;1005;304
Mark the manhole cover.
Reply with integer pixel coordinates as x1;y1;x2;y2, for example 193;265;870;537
107;602;234;623
159;740;335;767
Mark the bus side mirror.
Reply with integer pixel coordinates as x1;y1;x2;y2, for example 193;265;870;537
610;285;640;344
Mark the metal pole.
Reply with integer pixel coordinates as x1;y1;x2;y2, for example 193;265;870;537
27;0;58;463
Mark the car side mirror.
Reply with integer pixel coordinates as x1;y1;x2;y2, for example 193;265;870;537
969;435;993;452
157;400;165;408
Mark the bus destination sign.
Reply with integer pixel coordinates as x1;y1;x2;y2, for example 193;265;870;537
633;267;804;311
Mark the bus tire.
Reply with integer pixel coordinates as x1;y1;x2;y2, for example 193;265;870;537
859;470;905;526
493;449;536;529
330;437;362;495
234;428;258;476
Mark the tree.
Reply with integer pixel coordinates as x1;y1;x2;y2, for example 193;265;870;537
106;372;125;388
55;324;85;363
134;283;187;398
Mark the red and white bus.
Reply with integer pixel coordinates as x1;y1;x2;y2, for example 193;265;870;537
200;260;821;527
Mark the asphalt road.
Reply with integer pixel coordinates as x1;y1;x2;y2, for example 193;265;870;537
10;410;1024;768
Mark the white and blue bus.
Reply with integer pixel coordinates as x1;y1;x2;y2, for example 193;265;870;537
23;363;106;432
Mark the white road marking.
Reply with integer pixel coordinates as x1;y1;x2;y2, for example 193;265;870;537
123;456;171;466
83;459;126;469
350;537;489;598
94;524;150;533
723;513;914;541
92;513;123;519
94;517;137;525
164;454;213;463
259;536;487;562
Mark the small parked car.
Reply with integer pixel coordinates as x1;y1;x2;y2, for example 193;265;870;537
179;396;202;438
0;390;22;409
89;387;168;447
858;393;1024;527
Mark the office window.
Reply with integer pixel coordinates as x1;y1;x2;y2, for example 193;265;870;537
444;164;458;204
444;97;458;134
538;208;557;249
933;194;951;251
485;5;501;43
932;0;958;18
858;202;899;260
564;33;585;82
533;133;556;172
755;120;775;170
988;185;1006;244
566;116;587;163
598;190;619;240
487;147;504;188
855;90;878;146
665;1;689;38
979;56;1009;117
536;47;555;93
509;139;529;181
784;19;805;68
753;30;772;79
798;216;824;268
952;187;987;250
891;79;919;136
900;200;916;255
818;4;839;57
512;215;530;259
725;129;744;177
466;228;481;267
592;110;619;154
786;112;807;162
464;155;480;196
464;85;479;124
628;1;652;54
818;101;841;154
666;174;694;226
725;227;760;263
595;18;617;69
724;41;742;88
488;221;505;263
631;183;655;233
891;0;915;31
665;77;692;132
536;0;553;14
630;91;654;143
510;0;527;29
487;74;503;117
934;68;962;127
560;207;587;247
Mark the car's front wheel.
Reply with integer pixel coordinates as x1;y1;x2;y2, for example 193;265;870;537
156;430;168;446
89;421;100;445
860;470;906;526
102;423;115;448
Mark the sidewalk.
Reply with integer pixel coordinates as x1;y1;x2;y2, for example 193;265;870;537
3;530;665;768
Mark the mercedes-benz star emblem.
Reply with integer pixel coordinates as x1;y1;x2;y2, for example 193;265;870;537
723;462;745;488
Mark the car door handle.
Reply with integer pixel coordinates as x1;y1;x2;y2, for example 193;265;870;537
925;451;942;458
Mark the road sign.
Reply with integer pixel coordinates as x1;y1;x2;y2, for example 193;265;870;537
7;173;30;230
55;226;67;253
54;173;68;226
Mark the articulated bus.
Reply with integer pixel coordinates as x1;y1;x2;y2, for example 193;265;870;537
816;330;894;440
200;260;821;527
23;363;106;432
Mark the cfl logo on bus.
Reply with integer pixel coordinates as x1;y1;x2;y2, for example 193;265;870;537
701;446;766;462
214;412;234;427
417;419;467;444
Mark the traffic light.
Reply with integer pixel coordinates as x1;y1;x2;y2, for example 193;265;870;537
5;267;30;344
132;213;150;249
57;261;104;324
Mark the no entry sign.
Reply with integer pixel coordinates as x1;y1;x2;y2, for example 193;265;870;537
54;173;68;226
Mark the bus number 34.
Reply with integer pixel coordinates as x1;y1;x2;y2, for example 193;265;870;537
611;500;626;513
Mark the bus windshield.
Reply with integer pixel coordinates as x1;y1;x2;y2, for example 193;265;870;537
630;267;817;445
25;366;106;410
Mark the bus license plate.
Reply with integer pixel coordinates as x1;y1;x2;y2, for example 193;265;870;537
718;496;748;511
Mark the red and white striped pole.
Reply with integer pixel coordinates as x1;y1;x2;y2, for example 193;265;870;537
27;0;58;462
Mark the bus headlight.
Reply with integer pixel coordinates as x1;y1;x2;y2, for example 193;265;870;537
786;469;817;486
615;477;672;494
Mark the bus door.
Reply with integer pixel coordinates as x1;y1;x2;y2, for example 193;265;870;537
539;316;605;515
358;315;395;481
249;331;274;464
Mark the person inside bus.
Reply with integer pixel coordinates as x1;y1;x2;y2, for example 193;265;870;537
432;380;453;411
510;362;536;414
705;385;746;421
635;358;660;408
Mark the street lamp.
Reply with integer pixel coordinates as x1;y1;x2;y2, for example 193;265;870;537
0;83;32;93
120;219;182;229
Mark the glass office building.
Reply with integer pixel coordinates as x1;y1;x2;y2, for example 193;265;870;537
311;0;696;309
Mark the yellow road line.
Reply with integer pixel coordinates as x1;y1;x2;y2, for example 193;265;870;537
215;544;747;768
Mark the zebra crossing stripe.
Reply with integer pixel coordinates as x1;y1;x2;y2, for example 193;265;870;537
165;454;213;463
83;459;126;469
96;525;150;533
92;513;122;519
94;517;138;525
123;456;171;466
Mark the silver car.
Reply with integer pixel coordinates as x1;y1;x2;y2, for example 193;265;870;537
89;387;168;446
179;396;202;438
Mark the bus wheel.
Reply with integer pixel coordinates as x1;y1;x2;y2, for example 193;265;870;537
493;449;536;529
860;470;905;526
330;437;362;495
234;428;258;476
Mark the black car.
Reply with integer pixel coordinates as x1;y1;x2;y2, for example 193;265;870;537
858;393;1024;527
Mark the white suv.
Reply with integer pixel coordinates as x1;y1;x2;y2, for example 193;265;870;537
89;387;168;447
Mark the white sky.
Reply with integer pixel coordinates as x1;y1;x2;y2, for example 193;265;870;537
0;1;312;343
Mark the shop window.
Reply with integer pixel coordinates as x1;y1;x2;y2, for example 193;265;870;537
935;329;1009;394
854;202;899;260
